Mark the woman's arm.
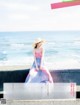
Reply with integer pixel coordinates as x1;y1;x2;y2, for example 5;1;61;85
33;49;39;70
40;48;44;69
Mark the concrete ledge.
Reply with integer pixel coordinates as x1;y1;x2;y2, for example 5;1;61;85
1;99;80;105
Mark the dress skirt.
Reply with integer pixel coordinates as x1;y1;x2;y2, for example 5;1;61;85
25;57;51;83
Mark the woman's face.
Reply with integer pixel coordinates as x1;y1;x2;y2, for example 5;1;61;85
37;42;43;48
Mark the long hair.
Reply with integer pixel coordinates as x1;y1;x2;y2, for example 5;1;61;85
34;43;38;49
34;42;41;49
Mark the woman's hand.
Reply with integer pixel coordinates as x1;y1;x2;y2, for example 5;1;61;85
39;66;42;70
36;66;39;70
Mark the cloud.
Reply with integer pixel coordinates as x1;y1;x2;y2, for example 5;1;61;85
0;0;80;31
9;13;30;20
0;1;41;11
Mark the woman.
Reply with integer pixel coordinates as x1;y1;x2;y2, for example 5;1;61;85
25;38;53;83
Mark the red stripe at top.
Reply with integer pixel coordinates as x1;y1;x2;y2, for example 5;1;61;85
51;1;80;9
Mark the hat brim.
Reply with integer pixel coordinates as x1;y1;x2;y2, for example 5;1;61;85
32;40;46;47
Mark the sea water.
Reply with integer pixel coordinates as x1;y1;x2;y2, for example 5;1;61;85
0;31;80;69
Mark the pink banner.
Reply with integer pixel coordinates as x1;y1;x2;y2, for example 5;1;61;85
51;1;80;9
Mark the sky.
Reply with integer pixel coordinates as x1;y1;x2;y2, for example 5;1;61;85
0;0;80;31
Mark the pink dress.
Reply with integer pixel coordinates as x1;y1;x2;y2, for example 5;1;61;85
25;49;53;83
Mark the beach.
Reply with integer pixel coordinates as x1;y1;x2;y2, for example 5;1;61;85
0;65;30;71
0;56;80;71
0;59;80;71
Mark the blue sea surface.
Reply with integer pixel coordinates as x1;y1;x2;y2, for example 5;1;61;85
0;31;80;68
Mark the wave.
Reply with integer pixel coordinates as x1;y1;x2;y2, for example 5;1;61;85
0;51;7;61
10;43;26;49
73;41;80;46
9;42;33;49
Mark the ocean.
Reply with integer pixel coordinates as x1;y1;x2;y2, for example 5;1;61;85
0;31;80;69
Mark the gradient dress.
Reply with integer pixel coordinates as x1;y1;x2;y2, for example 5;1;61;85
25;49;53;83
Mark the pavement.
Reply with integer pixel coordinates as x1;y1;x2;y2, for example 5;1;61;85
0;99;80;105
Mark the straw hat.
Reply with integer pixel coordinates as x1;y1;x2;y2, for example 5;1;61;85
33;38;46;47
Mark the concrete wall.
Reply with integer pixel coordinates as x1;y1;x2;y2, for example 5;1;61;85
0;69;80;91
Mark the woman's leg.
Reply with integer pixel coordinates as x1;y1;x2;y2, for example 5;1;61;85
25;61;36;82
41;67;53;83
